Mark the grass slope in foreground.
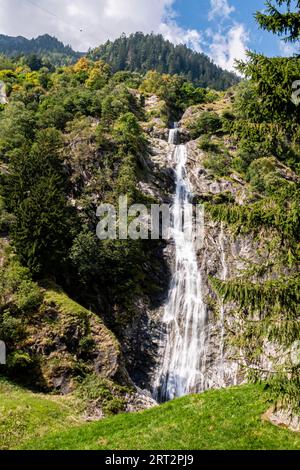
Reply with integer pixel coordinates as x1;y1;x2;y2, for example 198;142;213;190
0;378;81;450
21;384;300;450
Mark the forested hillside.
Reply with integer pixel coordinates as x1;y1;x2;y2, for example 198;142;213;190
0;32;238;90
0;0;299;450
0;34;80;67
89;33;239;90
0;54;221;401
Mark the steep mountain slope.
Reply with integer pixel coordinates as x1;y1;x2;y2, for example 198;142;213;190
88;33;239;90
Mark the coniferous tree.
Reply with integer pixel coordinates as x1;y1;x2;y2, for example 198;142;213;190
3;129;74;277
255;0;300;42
89;33;239;91
209;0;300;413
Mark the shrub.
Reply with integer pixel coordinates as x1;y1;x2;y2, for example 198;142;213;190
75;374;128;416
198;135;220;153
203;152;231;177
189;111;222;139
246;157;283;194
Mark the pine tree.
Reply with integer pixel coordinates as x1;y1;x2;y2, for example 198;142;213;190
88;33;239;90
3;129;74;277
255;0;300;42
209;2;300;414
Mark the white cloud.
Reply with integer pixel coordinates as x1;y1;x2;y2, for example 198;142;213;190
208;0;235;21
159;22;203;52
278;40;299;57
208;24;249;72
0;0;203;52
206;0;249;72
0;0;250;72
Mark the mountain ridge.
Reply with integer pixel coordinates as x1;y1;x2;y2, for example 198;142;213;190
0;32;238;90
88;33;239;90
0;33;79;57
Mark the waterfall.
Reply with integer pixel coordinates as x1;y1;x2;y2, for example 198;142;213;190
153;128;208;402
0;81;8;105
168;123;179;144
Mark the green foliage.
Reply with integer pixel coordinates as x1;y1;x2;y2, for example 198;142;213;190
0;252;42;351
2;129;74;276
37;86;102;129
75;374;128;416
255;1;300;42
11;175;72;275
188;111;222;139
198;135;223;153
203;151;231;177
25;54;43;71
85;60;112;90
209;57;300;412
110;71;143;88
0;55;15;70
246;157;284;194
208;15;300;413
70;229;151;305
0;102;36;158
6;351;33;369
0;255;42;315
211;275;299;322
207;182;299;245
210;275;300;411
0;196;15;233
0;33;79;66
113;112;147;155
198;135;214;151
101;84;140;124
0;57;165;325
89;32;239;90
233;56;300;170
140;70;217;118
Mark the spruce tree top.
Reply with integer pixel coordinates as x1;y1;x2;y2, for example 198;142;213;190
255;0;300;42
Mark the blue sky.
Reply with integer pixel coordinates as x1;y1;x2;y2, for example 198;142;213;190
0;0;298;71
172;0;295;58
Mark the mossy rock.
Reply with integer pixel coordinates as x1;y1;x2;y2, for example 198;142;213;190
19;282;130;393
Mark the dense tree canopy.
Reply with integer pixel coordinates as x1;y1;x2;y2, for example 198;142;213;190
89;33;239;91
208;1;300;413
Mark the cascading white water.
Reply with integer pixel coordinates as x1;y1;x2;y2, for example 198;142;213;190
0;81;8;105
153;128;208;402
168;123;179;144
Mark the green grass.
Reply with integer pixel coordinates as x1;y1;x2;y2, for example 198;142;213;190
0;378;82;450
1;378;299;450
20;384;300;450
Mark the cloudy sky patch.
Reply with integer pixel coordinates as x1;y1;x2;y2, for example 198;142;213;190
0;0;293;71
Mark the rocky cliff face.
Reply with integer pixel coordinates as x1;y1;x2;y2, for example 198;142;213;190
124;100;266;396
